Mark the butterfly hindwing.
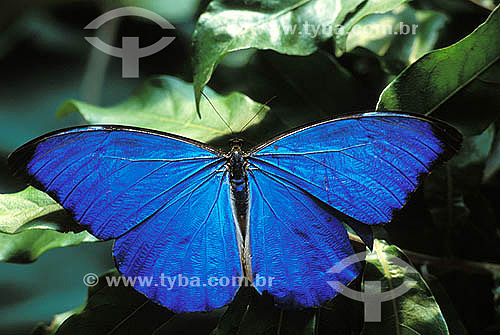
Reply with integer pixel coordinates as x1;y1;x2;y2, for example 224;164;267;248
113;169;242;312
247;167;360;308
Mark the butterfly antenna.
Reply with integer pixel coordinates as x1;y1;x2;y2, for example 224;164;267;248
200;91;233;134
240;96;276;133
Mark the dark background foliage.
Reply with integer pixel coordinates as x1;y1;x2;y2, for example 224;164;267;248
0;0;499;334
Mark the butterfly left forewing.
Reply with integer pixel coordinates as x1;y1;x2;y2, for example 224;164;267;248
9;125;243;312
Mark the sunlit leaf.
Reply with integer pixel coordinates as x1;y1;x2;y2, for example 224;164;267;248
58;76;269;144
335;0;409;56
192;0;408;113
0;230;97;264
0;186;63;234
31;303;84;335
346;5;447;73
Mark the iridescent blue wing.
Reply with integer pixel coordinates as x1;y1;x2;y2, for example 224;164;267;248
8;126;242;312
249;112;461;226
246;112;461;307
247;167;360;308
112;168;241;312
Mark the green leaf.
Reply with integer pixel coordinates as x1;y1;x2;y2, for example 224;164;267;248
212;280;365;334
192;0;370;113
192;0;413;110
0;230;97;263
232;290;281;335
211;287;253;335
0;186;63;234
377;4;500;136
421;273;469;335
346;5;447;73
361;239;449;334
213;286;321;335
32;304;84;335
335;0;409;56
58;75;269;143
449;124;494;172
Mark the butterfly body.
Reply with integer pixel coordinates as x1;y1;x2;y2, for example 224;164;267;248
226;141;252;278
227;144;249;227
9;112;461;312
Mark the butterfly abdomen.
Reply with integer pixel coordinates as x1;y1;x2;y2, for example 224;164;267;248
227;147;252;279
228;150;249;228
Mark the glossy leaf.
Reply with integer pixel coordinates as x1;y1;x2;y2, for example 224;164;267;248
58;76;269;143
31;304;84;335
335;0;409;56
0;186;62;234
422;273;469;335
377;5;500;136
361;239;449;335
0;230;97;264
0;186;95;263
192;0;410;113
346;5;447;73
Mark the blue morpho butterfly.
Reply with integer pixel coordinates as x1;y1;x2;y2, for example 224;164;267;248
8;111;461;312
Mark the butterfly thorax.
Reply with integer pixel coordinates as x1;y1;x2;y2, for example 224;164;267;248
228;145;249;240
